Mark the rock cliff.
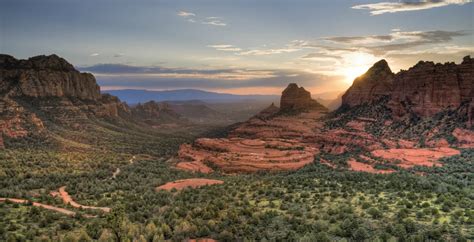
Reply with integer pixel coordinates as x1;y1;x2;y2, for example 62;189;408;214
0;54;130;142
0;54;101;100
341;60;394;107
341;56;474;121
389;56;474;118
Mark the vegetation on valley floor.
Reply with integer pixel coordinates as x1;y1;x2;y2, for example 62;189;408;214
0;126;472;241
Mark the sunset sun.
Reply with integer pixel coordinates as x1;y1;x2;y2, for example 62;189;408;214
342;52;378;84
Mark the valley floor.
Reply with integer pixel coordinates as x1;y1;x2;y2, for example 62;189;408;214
0;121;473;241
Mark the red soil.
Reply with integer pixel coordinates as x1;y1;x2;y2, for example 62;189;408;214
156;178;224;191
346;120;366;131
177;137;318;173
452;128;474;148
51;186;110;212
319;158;336;168
347;158;395;174
371;147;460;168
0;198;76;216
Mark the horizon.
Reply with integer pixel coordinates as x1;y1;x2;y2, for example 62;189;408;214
1;0;473;97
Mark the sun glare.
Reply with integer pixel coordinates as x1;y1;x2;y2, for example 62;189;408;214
341;52;377;84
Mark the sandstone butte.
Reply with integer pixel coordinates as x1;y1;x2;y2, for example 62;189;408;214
176;57;473;175
176;83;329;173
156;178;224;191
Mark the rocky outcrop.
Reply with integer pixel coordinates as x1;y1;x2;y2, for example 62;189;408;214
389;56;474;118
341;59;394;107
0;54;131;141
280;83;326;112
253;102;279;120
131;101;182;125
341;56;474;120
0;54;100;100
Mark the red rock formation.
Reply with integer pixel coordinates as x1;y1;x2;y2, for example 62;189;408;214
280;83;326;112
1;54;101;100
389;56;474;118
341;59;394;107
341;56;473;120
0;54;132;139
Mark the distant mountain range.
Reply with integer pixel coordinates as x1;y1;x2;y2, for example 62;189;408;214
103;89;279;104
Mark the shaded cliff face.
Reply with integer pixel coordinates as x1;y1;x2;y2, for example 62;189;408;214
0;54;101;100
0;54;130;142
280;83;327;112
389;56;474;118
341;59;394;107
341;56;474;122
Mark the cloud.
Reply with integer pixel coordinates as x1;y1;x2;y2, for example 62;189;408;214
301;52;342;60
178;11;227;27
90;53;100;57
207;44;242;51
202;17;227;26
318;29;470;55
237;48;301;56
352;0;472;15
79;63;341;92
113;53;124;58
207;43;302;56
367;30;469;55
177;11;195;17
324;35;393;44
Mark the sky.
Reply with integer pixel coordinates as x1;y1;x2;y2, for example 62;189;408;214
1;0;473;97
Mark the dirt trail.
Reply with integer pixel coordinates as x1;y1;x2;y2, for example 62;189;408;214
112;155;136;179
51;186;111;212
112;168;121;179
0;197;77;216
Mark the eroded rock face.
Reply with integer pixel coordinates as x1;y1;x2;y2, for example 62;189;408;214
341;56;474;120
0;54;101;100
341;60;394;107
389;56;474;118
0;54;131;141
280;83;326;112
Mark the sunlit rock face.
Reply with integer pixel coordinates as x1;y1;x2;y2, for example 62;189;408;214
341;59;394;108
389;56;474;118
